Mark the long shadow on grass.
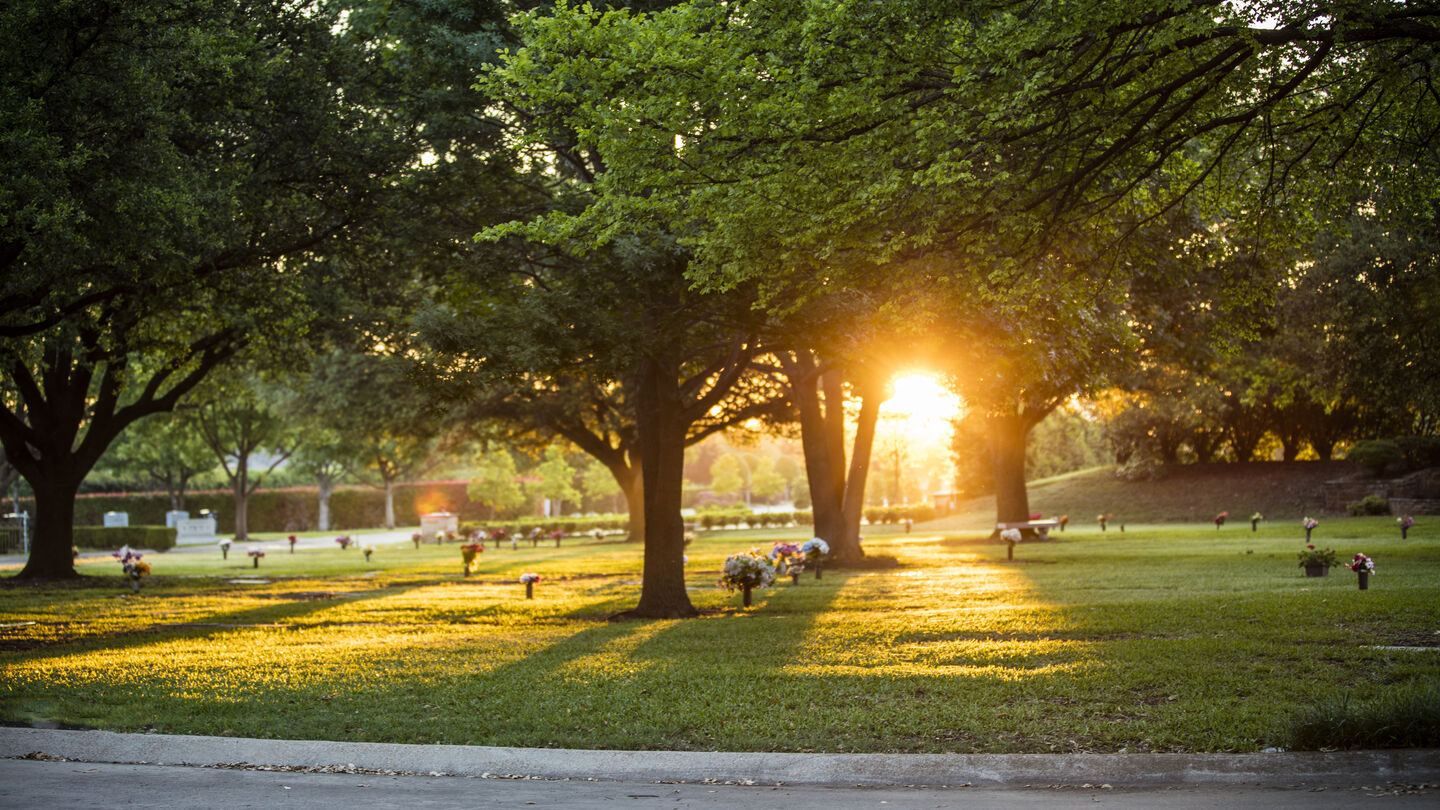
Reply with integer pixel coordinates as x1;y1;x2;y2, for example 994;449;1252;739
0;578;436;658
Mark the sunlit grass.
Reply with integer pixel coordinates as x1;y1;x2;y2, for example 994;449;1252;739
1;518;1436;753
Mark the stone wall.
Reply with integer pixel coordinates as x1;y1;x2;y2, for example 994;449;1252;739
1323;468;1440;514
1390;498;1440;515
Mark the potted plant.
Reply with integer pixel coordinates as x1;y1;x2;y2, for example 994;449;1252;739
718;548;776;607
1297;544;1337;577
1347;553;1375;590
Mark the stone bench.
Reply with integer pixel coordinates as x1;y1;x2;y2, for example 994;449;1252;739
995;519;1061;539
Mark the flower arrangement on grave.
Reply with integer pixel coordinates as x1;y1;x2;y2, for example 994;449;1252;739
461;542;484;576
335;535;353;550
592;528;605;542
1213;511;1228;529
287;534;298;553
71;545;79;560
1058;515;1069;532
520;571;541;598
771;542;802;581
1250;512;1263;531
683;531;696;545
1297;544;1337;571
363;545;375;562
1302;516;1318;541
1097;513;1112;531
444;530;458;543
1000;528;1022;560
411;531;422;549
218;538;232;560
718;549;776;606
549;528;565;547
801;537;830;579
112;545;149;592
248;547;265;568
1398;516;1414;539
1347;552;1375;574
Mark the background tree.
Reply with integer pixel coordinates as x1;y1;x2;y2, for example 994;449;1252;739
287;426;364;533
193;377;301;542
467;450;527;520
101;411;216;511
0;0;443;578
531;445;581;517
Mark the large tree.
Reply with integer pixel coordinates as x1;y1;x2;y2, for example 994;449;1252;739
0;0;432;578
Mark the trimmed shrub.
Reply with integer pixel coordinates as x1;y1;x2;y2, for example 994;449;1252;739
72;525;177;551
1346;439;1403;476
1347;494;1390;516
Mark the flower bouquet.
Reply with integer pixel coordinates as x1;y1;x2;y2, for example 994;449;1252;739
461;542;484;577
1097;513;1113;532
1297;544;1336;576
1250;512;1263;532
248;547;265;568
113;545;149;593
335;535;353;550
771;541;802;582
1058;515;1069;532
520;571;541;598
363;545;375;562
287;534;298;554
1398;516;1414;539
219;538;232;560
1214;511;1229;529
412;531;423;549
1000;528;1022;560
718;548;777;607
802;537;830;579
1347;553;1375;590
550;528;565;548
1302;516;1318;542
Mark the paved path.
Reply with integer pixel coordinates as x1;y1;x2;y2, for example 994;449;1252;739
1;729;1436;809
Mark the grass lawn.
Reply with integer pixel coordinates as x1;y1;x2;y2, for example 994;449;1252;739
1;518;1436;753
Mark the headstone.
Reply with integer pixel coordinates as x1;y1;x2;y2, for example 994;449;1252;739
103;511;129;528
420;512;458;541
165;510;189;528
175;516;218;543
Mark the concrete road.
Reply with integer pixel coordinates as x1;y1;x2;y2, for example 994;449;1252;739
2;758;1436;809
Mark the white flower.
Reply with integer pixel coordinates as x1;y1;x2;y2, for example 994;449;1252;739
1000;529;1022;544
801;538;830;557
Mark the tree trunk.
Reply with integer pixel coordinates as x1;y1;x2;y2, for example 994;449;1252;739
835;386;881;564
317;477;336;532
232;454;251;541
990;414;1032;526
784;353;844;547
614;463;645;541
383;477;396;529
17;477;82;579
628;353;697;619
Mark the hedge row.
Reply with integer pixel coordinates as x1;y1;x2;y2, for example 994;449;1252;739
73;525;177;551
31;482;490;534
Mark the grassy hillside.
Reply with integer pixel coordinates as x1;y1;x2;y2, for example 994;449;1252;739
926;461;1360;531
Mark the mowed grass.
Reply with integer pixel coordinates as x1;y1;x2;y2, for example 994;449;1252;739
1;518;1436;754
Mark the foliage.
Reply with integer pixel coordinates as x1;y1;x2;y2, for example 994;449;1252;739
1345;440;1404;476
71;526;177;552
1297;545;1338;569
1347;495;1391;517
466;450;528;519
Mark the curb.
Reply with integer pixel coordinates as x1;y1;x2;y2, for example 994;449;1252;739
3;729;1438;787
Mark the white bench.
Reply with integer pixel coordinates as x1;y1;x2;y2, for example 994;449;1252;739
995;519;1061;539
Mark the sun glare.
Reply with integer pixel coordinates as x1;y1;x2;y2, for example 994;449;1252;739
882;373;962;424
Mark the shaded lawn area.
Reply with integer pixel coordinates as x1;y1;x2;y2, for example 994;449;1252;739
1;518;1436;753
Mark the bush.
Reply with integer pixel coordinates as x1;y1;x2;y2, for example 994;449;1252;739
1346;439;1403;476
1347;494;1391;516
72;525;177;551
1288;683;1440;750
1394;436;1440;469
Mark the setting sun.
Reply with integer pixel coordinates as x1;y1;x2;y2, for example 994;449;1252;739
881;373;963;425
